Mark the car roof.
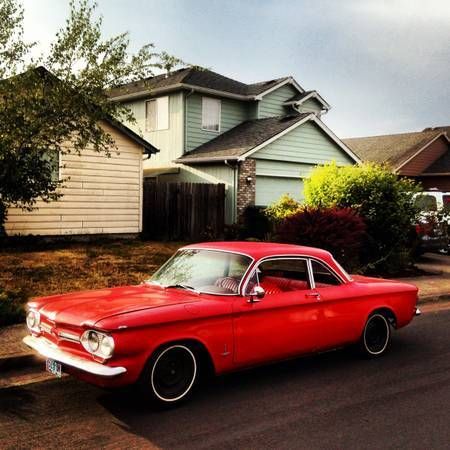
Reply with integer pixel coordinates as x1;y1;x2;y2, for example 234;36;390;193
182;241;333;261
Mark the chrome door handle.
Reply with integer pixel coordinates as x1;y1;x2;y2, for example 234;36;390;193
305;292;321;299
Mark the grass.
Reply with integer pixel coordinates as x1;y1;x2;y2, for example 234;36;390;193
0;239;182;310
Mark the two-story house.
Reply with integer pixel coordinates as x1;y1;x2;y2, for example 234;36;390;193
109;68;360;223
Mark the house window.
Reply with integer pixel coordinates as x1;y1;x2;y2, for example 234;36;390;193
145;96;169;131
41;150;60;182
202;97;221;132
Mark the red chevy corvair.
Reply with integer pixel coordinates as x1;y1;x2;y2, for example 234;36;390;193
24;242;420;406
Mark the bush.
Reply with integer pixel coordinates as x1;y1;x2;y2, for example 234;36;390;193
0;288;28;327
304;162;420;272
276;207;366;270
241;206;271;239
265;194;302;221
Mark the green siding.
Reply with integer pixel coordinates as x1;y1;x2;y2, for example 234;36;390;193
297;98;323;114
254;121;354;166
255;176;304;206
255;159;314;178
185;93;249;152
258;84;298;118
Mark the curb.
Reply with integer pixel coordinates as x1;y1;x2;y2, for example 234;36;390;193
418;293;450;304
0;353;41;372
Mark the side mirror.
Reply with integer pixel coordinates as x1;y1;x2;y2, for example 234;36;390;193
248;286;265;303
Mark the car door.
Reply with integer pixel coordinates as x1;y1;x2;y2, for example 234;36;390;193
310;259;360;349
232;257;321;366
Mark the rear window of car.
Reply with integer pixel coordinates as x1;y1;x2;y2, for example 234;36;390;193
415;194;438;211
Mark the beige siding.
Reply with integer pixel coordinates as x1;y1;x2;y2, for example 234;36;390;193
122;92;184;168
5;122;144;236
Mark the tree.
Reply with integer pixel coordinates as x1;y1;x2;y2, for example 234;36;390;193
0;0;183;235
304;162;421;273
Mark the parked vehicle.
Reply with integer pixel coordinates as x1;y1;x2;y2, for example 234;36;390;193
24;242;420;406
415;191;450;254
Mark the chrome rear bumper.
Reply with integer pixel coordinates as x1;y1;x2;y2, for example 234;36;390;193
23;335;126;377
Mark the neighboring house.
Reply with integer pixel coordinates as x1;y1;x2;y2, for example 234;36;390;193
344;128;450;192
109;67;359;223
6;119;158;236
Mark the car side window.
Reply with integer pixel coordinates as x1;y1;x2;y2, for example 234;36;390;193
245;258;311;295
311;260;341;287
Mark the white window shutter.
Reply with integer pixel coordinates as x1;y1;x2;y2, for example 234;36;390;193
146;100;157;131
157;96;169;130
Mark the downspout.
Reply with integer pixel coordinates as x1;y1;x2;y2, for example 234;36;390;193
184;89;195;154
224;159;238;224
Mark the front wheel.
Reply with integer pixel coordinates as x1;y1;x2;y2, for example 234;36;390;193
359;313;391;358
140;344;198;407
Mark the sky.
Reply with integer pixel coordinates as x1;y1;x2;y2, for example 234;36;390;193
22;0;450;138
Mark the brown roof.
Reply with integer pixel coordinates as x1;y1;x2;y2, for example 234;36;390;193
343;130;444;168
109;67;292;99
423;125;450;135
176;113;312;162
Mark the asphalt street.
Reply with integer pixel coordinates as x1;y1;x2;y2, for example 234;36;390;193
0;308;449;450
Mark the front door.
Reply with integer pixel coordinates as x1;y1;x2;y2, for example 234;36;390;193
232;257;321;366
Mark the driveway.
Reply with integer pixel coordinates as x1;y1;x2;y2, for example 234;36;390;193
0;307;449;449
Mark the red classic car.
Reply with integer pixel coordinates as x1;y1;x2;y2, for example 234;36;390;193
24;242;420;406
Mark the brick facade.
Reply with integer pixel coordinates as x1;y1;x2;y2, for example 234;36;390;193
236;158;256;221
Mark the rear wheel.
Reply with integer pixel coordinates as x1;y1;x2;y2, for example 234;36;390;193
140;344;198;407
360;313;391;357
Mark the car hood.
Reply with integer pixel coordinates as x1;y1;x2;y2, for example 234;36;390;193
30;284;200;328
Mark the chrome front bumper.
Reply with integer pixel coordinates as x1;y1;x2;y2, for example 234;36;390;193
23;335;126;377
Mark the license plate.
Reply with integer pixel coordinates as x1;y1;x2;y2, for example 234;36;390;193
46;358;62;378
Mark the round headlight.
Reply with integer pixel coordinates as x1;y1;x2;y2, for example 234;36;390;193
26;310;40;330
87;331;100;352
99;335;115;358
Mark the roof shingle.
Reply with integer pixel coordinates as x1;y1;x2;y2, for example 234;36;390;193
109;67;292;99
176;113;311;162
343;130;445;168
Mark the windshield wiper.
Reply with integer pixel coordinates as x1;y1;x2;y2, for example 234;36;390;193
164;284;199;293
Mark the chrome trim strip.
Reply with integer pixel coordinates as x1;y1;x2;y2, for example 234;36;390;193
58;331;80;343
242;256;312;296
23;335;126;377
241;254;346;295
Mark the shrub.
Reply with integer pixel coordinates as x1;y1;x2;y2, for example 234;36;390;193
241;206;271;239
304;162;421;272
276;207;366;270
264;194;302;221
0;288;28;327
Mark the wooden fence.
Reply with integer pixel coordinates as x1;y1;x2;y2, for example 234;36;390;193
142;182;226;240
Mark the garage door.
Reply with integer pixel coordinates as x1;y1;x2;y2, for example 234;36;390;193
255;176;303;206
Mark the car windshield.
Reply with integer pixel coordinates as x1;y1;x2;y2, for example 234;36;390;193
148;249;252;295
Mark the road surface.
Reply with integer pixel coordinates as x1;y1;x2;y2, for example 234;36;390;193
1;308;449;449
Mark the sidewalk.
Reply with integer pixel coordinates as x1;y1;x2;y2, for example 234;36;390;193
0;252;448;387
396;252;450;302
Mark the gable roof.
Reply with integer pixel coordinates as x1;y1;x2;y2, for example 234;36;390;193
108;67;302;101
176;113;360;164
284;90;331;111
10;67;159;156
343;130;448;170
176;114;311;162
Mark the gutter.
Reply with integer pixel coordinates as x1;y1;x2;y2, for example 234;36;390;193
110;83;251;102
